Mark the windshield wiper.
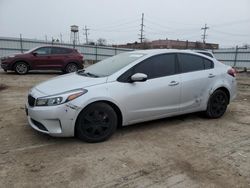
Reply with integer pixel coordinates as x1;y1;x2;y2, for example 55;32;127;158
77;70;99;78
85;72;99;78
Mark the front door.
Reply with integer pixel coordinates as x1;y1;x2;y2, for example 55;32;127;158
110;53;181;124
31;47;51;69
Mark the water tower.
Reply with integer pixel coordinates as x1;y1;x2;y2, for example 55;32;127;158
70;25;80;48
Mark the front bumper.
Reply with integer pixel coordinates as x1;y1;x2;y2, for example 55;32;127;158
0;58;13;70
25;102;80;137
1;62;11;70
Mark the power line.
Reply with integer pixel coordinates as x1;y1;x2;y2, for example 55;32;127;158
144;18;172;30
201;24;209;43
91;27;138;33
210;28;249;37
93;19;139;30
139;13;145;43
211;19;250;28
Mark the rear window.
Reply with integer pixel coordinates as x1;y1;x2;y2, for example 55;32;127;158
204;58;213;69
178;54;204;73
178;53;214;73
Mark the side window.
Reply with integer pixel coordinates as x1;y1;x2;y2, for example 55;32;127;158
178;54;204;73
118;54;176;82
34;47;51;55
134;54;176;79
51;47;72;54
204;58;214;69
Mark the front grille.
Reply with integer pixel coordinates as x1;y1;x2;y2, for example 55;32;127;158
31;119;48;131
28;95;36;107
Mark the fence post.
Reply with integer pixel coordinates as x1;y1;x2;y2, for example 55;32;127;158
95;45;98;62
234;45;238;67
20;34;23;53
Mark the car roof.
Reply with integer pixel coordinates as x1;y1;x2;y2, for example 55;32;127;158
193;50;213;53
129;49;203;56
35;45;74;49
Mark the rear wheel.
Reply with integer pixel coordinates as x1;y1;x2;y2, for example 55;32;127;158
76;103;118;143
14;62;29;75
206;90;228;118
64;63;78;73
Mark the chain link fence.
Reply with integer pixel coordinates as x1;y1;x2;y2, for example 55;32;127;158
0;36;249;69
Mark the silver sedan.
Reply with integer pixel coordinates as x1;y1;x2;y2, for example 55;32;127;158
26;49;237;142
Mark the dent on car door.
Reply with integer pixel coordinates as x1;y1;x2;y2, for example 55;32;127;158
178;53;215;112
113;53;181;124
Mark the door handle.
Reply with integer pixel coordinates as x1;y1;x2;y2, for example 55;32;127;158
169;81;179;86
208;73;215;78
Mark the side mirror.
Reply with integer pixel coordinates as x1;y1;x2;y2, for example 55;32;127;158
130;73;148;82
32;52;38;56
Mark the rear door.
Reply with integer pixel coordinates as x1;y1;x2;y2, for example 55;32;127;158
177;53;215;112
111;53;181;124
50;47;72;69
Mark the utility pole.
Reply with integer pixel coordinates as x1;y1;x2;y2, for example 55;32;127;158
83;25;90;44
52;37;55;45
60;33;63;43
20;34;23;53
45;35;48;43
201;23;209;43
139;13;145;43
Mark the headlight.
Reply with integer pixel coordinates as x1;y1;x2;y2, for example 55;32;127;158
35;89;87;106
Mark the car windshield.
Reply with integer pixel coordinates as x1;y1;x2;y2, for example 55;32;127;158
78;52;145;77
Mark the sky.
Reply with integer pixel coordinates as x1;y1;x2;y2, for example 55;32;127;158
0;0;249;48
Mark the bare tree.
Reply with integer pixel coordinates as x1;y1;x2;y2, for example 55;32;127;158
97;38;107;46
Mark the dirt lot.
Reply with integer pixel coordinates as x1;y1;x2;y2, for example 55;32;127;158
0;70;250;188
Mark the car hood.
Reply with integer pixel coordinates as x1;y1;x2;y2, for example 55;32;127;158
33;73;107;96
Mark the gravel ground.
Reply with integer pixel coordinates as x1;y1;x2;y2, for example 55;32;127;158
0;70;250;188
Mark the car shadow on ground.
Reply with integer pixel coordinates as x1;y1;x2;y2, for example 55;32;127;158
25;112;205;144
118;112;204;133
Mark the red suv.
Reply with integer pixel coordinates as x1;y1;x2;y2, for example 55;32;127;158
0;46;84;74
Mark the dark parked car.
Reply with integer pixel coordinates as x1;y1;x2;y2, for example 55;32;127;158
0;46;84;74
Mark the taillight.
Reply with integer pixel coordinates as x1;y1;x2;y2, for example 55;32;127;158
227;68;236;77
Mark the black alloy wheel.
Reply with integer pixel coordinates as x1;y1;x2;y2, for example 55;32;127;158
206;90;228;118
76;103;117;142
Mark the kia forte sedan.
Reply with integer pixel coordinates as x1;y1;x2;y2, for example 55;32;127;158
26;49;237;142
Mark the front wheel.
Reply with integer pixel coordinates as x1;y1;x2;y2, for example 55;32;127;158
14;62;29;75
206;90;228;118
76;103;118;143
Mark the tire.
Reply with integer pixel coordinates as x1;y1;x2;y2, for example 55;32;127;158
64;63;78;73
206;90;229;118
76;102;118;143
14;62;29;75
